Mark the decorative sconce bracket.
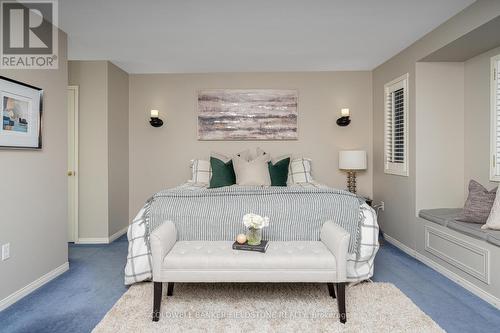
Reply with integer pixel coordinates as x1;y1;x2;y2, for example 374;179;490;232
150;117;164;127
336;116;351;126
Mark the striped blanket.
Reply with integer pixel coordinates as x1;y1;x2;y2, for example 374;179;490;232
125;183;379;285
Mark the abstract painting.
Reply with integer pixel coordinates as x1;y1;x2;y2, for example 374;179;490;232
198;89;298;140
3;95;29;133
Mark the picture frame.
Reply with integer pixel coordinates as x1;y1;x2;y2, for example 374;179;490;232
197;89;298;141
0;76;43;149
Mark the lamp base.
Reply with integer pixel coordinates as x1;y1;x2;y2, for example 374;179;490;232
347;171;357;194
150;118;163;127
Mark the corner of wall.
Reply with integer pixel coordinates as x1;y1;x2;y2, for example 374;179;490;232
106;62;130;237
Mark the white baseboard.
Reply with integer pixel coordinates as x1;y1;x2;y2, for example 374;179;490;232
76;226;128;245
0;262;69;312
108;226;128;243
75;237;109;244
383;234;417;257
384;234;500;310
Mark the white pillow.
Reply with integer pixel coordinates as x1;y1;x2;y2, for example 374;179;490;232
256;147;266;158
189;159;211;185
482;186;500;230
233;154;271;186
287;158;314;185
211;149;251;163
256;147;291;164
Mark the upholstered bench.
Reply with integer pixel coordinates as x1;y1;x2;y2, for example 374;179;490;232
150;220;351;323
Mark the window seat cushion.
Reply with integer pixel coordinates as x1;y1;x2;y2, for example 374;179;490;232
419;208;500;247
487;231;500;247
418;208;463;226
447;220;488;240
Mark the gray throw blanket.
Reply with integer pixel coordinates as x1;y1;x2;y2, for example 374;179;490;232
146;185;363;254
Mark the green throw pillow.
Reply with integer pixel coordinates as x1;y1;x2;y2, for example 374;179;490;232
268;157;290;186
209;157;236;188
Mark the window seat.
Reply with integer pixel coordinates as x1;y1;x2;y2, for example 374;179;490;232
418;209;500;247
418;208;462;226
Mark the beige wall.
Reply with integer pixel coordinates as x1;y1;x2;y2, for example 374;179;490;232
107;63;130;236
415;62;465;211
464;45;500;191
129;72;372;218
373;0;500;249
0;31;68;302
68;60;129;239
69;61;109;238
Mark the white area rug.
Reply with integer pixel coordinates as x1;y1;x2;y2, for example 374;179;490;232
93;282;443;333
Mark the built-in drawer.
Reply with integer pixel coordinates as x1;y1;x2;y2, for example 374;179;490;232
425;225;490;284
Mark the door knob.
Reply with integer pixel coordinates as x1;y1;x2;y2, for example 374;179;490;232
67;171;73;176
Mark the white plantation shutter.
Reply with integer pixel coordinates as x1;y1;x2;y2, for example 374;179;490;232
384;74;409;176
490;56;500;181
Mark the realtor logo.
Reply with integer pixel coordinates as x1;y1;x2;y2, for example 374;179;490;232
1;0;58;69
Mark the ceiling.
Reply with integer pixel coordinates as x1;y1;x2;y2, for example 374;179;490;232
60;0;475;74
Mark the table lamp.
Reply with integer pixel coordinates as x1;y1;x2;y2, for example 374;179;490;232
339;150;367;194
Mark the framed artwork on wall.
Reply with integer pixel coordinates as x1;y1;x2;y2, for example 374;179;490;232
0;76;43;149
198;89;298;140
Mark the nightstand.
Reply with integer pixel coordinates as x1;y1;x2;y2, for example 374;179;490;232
359;196;372;207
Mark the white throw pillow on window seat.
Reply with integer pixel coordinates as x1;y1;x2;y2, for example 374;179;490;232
482;186;500;230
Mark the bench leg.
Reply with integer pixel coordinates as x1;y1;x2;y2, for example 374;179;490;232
152;282;162;322
336;283;346;324
167;282;175;296
327;283;336;299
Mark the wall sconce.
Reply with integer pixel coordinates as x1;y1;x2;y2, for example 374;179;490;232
336;108;351;127
149;109;164;127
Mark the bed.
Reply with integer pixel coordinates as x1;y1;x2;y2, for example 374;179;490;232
124;182;379;285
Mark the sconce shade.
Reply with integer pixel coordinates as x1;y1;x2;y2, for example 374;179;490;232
336;108;351;126
339;150;367;170
149;109;164;127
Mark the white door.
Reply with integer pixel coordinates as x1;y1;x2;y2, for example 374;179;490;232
68;86;79;242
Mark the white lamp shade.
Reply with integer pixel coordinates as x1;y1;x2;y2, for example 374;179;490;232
339;150;367;170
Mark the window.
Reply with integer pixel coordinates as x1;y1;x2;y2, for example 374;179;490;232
490;55;500;181
384;74;409;176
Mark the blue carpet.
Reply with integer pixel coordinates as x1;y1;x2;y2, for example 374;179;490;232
373;242;500;332
0;236;128;333
1;236;499;332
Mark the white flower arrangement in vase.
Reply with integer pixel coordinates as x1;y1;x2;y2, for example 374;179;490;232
243;213;269;246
